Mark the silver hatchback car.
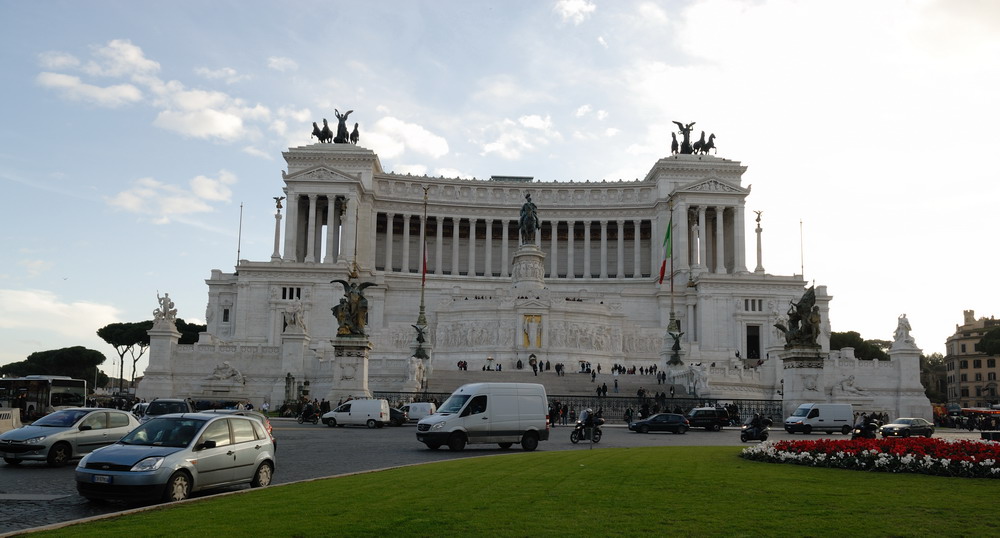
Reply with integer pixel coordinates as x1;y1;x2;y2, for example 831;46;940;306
0;408;140;466
75;413;275;503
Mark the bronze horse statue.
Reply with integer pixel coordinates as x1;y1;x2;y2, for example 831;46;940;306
312;120;333;143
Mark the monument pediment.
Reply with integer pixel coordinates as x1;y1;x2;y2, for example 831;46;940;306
680;178;746;194
282;164;359;183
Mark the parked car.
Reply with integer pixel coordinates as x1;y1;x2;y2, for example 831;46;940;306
199;409;276;449
130;402;149;419
880;417;934;438
76;413;275;503
628;413;689;434
389;407;408;426
141;398;195;424
685;407;730;431
0;408;140;466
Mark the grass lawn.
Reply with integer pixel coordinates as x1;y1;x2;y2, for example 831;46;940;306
35;447;999;537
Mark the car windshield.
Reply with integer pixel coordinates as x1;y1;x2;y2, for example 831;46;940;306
120;417;205;447
791;408;809;417
894;419;914;425
437;394;470;414
32;409;92;427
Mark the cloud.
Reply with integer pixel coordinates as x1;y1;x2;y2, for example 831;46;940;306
393;164;428;176
575;104;592;117
267;56;299;72
195;66;249;84
19;259;53;277
36;72;142;107
0;289;120;340
433;168;474;179
366;116;449;159
106;170;237;224
242;146;273;160
38;51;80;70
597;36;608;48
82;39;160;77
554;0;597;25
478;115;562;160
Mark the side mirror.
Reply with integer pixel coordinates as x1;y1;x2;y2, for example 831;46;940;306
197;440;216;450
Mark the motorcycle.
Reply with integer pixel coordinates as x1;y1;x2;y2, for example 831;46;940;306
570;418;605;444
740;418;772;442
851;421;878;440
297;409;320;425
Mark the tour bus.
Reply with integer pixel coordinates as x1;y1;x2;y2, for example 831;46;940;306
0;376;87;421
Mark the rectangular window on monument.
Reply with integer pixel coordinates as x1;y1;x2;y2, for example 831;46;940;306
746;325;761;360
223;309;230;323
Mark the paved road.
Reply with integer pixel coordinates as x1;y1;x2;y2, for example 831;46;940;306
0;421;984;535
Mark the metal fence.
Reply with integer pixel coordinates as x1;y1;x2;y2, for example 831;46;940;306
372;391;782;426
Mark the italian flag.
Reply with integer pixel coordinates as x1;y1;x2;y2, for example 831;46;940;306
658;221;672;285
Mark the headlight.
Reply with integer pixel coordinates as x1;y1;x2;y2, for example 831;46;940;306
131;456;165;472
23;436;46;444
431;422;444;430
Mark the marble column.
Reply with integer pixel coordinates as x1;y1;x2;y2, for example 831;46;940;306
384;212;395;272
550;220;558;278
697;206;707;269
401;214;411;274
282;193;299;262
484;218;493;277
451;218;460;275
501;219;510;277
271;205;282;261
599;220;608;278
633;220;642;279
435;216;444;275
305;194;318;263
715;206;725;274
567;220;575;279
583;220;592;279
615;219;625;278
468;218;477;276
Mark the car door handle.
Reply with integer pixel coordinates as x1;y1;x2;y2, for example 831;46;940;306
226;450;235;456
482;416;488;420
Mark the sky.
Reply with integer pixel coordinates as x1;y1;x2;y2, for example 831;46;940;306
2;0;999;381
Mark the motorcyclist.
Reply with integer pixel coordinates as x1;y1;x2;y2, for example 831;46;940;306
301;401;316;420
580;408;594;428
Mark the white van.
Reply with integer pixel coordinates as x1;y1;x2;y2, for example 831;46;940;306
784;403;853;434
399;402;437;422
322;399;390;428
416;383;549;451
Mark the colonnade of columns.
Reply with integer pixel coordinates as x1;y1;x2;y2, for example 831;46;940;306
279;193;351;264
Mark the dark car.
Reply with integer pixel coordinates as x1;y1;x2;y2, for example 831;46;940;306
389;407;408;427
685;407;729;431
629;413;689;434
880;417;934;438
141;398;196;424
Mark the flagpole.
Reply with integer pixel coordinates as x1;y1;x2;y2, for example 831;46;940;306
667;200;677;333
417;185;429;327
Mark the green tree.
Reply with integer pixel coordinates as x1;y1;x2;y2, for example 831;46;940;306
829;331;890;361
978;328;1000;356
97;321;153;394
920;352;947;403
0;346;108;388
175;318;207;345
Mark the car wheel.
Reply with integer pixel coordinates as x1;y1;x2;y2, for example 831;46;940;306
366;419;377;429
251;462;273;488
842;425;852;435
4;457;23;465
761;432;768;441
740;433;748;442
498;442;513;449
448;433;466;452
677;426;688;434
46;442;72;467
425;443;441;450
711;424;721;432
521;432;539;451
163;472;191;502
326;418;337;428
639;425;649;434
803;425;812;435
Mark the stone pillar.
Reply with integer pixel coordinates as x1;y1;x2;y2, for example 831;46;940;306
615;219;625;278
384;212;395;272
566;220;575;279
341;196;358;268
755;212;764;273
697;206;707;270
282;193;299;262
401;213;411;274
599;220;608;278
678;204;690;270
468;218;477;276
137;319;182;400
500;219;510;277
305;195;318;263
451;218;460;275
779;345;824;419
714;206;725;274
484;218;493;277
327;336;372;402
583;220;592;279
324;196;336;263
512;243;546;291
271;206;282;261
734;204;747;273
549;220;558;278
633;220;642;279
435;216;444;276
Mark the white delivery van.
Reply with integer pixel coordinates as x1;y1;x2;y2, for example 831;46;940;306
784;403;853;434
416;382;549;451
400;402;437;421
322;399;391;428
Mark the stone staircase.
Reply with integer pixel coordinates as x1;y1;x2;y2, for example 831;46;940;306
424;367;686;398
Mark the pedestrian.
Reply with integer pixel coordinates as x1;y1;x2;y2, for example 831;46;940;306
614;379;619;393
602;382;608;397
591;370;596;382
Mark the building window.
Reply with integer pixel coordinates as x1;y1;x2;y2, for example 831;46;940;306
222;308;230;323
962;388;969;397
976;373;983;381
989;372;997;381
989;359;996;368
961;360;968;369
282;287;301;300
961;344;967;353
974;359;982;368
961;374;967;382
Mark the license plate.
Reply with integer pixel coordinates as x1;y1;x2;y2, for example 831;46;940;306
92;475;113;484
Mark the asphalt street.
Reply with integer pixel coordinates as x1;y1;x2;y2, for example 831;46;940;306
0;420;983;535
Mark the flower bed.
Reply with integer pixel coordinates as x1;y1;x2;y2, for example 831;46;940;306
741;437;1000;478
